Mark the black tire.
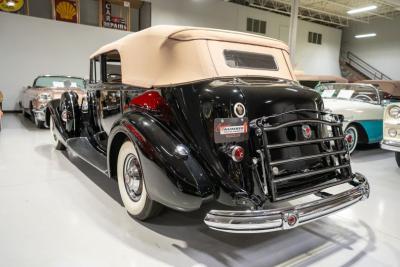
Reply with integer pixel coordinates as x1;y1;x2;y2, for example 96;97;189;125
117;141;162;220
29;103;34;119
22;108;30;118
50;117;65;150
395;152;400;168
344;125;358;154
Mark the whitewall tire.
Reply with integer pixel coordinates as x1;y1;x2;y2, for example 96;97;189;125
345;125;358;154
117;141;162;220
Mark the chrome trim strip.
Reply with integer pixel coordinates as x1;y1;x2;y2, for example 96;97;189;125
250;109;340;123
256;150;268;194
267;136;344;149
274;164;350;183
204;173;369;233
274;177;352;201
270;150;347;166
381;140;400;152
384;122;400;126
262;119;341;131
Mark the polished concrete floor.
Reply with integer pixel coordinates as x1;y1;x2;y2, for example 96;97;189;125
1;113;400;267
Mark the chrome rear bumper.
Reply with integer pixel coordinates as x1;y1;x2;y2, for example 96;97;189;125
381;140;400;152
204;173;369;233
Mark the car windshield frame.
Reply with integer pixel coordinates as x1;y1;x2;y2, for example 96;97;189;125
315;83;380;105
33;76;86;89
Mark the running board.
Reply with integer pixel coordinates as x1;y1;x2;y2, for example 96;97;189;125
66;137;108;174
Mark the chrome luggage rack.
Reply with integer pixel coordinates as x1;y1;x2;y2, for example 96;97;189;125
204;109;370;233
250;109;352;202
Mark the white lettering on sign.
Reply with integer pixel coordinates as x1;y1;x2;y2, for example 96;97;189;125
220;125;246;135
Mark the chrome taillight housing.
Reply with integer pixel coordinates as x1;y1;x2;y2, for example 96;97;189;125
230;146;245;162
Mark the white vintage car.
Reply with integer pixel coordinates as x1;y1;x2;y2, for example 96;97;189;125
381;103;400;166
315;83;384;153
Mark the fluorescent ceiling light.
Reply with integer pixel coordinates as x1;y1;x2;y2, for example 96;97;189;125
347;5;377;14
355;33;377;38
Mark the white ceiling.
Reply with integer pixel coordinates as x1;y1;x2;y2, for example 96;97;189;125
228;0;400;27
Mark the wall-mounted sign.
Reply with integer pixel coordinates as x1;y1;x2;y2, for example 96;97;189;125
102;1;127;31
100;0;130;31
52;0;80;23
0;0;24;12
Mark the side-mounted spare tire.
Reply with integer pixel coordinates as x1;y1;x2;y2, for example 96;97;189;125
59;91;81;138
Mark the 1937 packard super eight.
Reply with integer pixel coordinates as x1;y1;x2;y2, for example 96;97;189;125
48;26;370;233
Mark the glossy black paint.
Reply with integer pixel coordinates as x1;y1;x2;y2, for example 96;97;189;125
107;117;214;211
50;77;326;211
48;91;81;140
161;80;324;201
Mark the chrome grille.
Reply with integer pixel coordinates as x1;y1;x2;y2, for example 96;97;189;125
250;109;352;202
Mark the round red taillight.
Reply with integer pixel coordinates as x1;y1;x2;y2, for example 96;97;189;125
231;146;245;162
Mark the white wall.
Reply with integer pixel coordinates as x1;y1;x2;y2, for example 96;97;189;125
342;16;400;80
0;12;130;110
149;0;342;76
1;1;343;110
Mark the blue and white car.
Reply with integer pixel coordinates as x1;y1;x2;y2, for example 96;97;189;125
315;83;384;153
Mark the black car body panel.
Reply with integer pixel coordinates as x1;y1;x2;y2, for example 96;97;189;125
107;114;215;211
49;78;353;208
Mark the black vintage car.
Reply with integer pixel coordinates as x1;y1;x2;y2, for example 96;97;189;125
48;26;370;233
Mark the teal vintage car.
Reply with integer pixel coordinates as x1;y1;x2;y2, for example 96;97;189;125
315;83;385;153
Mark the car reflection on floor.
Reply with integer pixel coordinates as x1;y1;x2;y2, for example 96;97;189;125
0;113;398;267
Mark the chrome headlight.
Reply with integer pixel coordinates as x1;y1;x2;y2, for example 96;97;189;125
388;128;398;137
33;93;52;109
389;106;400;119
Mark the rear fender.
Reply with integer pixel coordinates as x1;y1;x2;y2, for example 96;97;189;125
108;112;215;212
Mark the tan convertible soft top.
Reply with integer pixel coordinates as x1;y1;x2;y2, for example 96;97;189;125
358;80;400;97
91;25;294;88
294;71;348;83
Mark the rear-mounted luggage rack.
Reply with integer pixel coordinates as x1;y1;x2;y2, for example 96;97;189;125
250;109;352;202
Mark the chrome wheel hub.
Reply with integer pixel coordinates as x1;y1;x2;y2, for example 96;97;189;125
123;154;143;202
345;128;356;151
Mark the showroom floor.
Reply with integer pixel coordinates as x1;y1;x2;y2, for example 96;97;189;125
1;114;400;267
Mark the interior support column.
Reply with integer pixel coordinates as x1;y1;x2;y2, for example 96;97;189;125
288;0;299;62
